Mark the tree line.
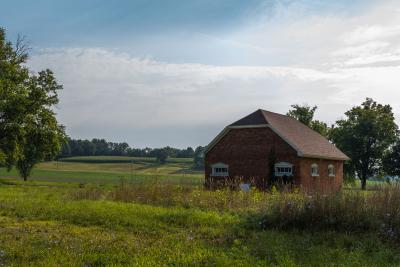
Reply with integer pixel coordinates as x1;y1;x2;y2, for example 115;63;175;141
60;138;205;167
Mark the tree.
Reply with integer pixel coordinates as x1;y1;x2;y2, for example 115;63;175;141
287;104;317;126
16;70;66;181
287;104;330;137
383;140;400;177
154;148;169;164
331;98;398;190
177;147;194;158
310;120;330;138
81;140;96;156
60;139;72;158
0;28;65;180
0;28;30;168
193;146;205;169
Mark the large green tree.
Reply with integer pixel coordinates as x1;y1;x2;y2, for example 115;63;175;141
331;98;398;190
0;28;65;180
287;104;330;137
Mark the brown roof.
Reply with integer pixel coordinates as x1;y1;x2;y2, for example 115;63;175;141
227;109;349;160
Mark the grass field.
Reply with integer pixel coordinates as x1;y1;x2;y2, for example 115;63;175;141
0;156;203;185
59;156;194;164
0;156;399;266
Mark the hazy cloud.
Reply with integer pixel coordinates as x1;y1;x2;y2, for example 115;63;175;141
27;1;400;147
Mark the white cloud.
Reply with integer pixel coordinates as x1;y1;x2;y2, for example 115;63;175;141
27;1;400;147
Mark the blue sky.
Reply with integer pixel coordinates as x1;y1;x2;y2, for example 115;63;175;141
1;0;399;148
1;0;369;63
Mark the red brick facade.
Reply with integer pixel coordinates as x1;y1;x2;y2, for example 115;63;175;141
205;127;344;193
298;158;343;193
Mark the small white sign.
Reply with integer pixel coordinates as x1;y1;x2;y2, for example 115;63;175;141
239;183;251;192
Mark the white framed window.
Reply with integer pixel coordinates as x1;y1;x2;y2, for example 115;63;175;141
328;164;335;177
311;163;319;177
211;163;229;176
274;162;293;177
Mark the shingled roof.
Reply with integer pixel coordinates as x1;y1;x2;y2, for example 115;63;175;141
207;109;349;161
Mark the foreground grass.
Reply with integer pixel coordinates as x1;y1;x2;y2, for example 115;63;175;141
0;184;399;266
0;157;398;266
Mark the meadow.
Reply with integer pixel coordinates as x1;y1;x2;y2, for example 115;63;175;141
0;156;399;266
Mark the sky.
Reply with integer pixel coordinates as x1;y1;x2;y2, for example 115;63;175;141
1;0;400;148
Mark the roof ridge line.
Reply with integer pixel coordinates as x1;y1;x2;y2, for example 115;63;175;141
259;109;271;125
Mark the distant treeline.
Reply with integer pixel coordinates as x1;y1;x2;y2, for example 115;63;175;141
59;138;205;167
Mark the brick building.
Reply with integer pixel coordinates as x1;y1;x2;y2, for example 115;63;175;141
204;109;349;193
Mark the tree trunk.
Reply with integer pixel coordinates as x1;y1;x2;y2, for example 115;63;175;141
361;177;366;190
23;176;27;182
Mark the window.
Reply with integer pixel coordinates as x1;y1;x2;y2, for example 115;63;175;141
211;163;229;176
311;163;319;176
275;162;293;177
328;164;335;177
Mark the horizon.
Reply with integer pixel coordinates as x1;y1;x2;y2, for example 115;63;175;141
2;0;400;148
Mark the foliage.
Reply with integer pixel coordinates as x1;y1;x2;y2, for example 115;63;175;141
193;146;205;169
154;147;169;163
331;98;398;190
310;120;330;138
287;104;317;126
0;28;65;180
15;70;66;181
287;104;330;137
60;138;197;159
383;139;400;177
0;28;30;168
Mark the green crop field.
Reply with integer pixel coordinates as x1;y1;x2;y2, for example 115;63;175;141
0;156;399;266
0;156;203;185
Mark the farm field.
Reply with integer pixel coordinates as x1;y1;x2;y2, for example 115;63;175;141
0;156;399;266
0;156;203;185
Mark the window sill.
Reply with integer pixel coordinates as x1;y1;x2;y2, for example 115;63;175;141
329;174;336;177
311;174;319;177
211;174;229;177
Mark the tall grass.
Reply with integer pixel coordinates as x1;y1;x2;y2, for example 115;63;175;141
108;179;269;212
71;181;400;241
249;185;400;242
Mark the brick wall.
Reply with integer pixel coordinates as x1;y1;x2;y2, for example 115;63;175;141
298;158;343;194
205;127;299;189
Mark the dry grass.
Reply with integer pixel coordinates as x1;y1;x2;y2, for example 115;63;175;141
109;179;270;212
250;184;400;242
69;181;400;242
